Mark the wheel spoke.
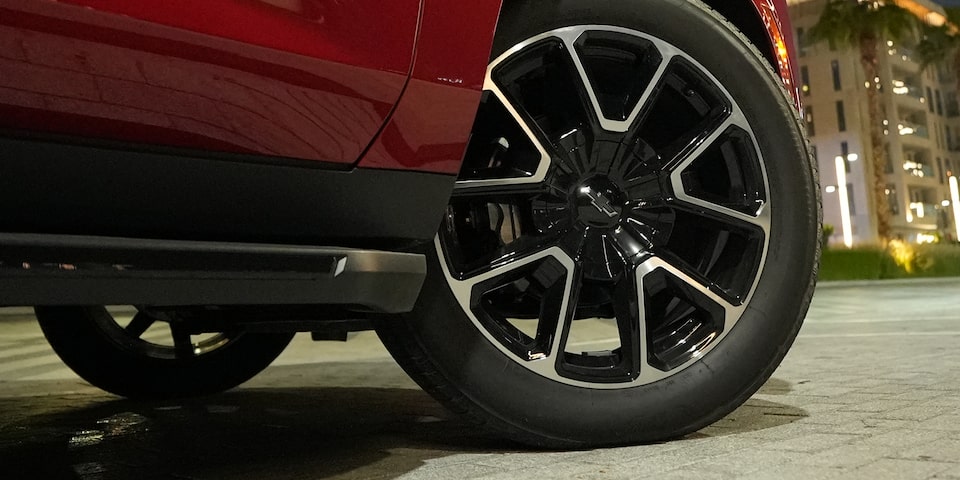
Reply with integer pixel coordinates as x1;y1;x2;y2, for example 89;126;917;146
638;254;742;336
124;312;155;338
441;230;570;282
456;83;552;191
610;267;644;379
169;323;195;358
542;266;584;363
558;29;675;133
451;175;553;200
666;112;769;231
670;195;770;231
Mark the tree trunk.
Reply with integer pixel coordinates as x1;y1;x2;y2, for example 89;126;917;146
954;49;960;120
860;33;892;242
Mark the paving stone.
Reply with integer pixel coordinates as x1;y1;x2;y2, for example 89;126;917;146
934;464;960;479
848;458;953;480
892;437;960;464
3;280;960;479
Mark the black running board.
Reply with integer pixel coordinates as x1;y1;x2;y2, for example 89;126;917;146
0;233;425;313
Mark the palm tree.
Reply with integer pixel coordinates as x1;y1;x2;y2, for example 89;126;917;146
808;0;917;242
916;10;960;104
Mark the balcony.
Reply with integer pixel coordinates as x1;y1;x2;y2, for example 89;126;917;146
896;122;929;139
903;160;936;178
892;82;924;101
906;202;941;226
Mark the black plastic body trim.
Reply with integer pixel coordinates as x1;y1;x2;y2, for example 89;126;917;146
0;233;426;312
0;137;456;250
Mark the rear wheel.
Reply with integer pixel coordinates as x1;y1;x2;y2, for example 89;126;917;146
36;306;293;399
376;0;819;447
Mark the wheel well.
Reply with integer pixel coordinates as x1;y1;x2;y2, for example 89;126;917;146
700;0;779;72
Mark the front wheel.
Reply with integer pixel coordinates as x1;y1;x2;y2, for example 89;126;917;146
377;0;819;447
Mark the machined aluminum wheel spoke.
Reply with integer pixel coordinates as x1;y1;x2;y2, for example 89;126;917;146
451;175;554;199
444;232;569;282
454;79;552;191
634;254;744;382
437;237;577;364
667;112;770;232
555;27;677;133
610;267;644;378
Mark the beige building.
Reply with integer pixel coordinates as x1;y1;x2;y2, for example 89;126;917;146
788;0;960;246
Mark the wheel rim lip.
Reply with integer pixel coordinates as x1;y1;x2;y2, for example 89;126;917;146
437;25;773;389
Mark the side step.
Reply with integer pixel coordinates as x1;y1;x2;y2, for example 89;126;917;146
0;233;425;313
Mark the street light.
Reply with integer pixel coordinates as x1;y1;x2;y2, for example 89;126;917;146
835;156;853;248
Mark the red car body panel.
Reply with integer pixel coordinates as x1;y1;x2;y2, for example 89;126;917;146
357;1;502;174
0;0;419;164
0;0;797;174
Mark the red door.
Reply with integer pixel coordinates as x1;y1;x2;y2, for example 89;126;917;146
0;0;421;165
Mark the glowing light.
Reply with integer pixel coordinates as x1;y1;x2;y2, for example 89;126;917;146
835;156;853;248
826;185;837;193
847;153;859;162
887;40;895;47
912;202;925;218
889;240;916;273
951;176;960;242
917;233;936;244
942;200;951;207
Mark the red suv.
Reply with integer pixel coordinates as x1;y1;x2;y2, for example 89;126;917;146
0;0;819;447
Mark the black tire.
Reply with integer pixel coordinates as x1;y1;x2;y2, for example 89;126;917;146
376;0;820;448
36;306;294;399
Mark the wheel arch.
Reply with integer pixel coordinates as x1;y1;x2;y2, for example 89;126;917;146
702;0;776;67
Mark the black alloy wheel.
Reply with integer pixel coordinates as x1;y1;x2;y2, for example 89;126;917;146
376;0;819;447
36;306;293;399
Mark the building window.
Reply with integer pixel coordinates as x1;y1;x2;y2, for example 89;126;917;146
847;184;856;215
938;158;945;184
841;141;851;172
797;28;806;57
836;101;846;132
805;106;815;137
831;60;842;91
801;66;811;96
886;184;899;215
936;89;944;115
927;87;935;113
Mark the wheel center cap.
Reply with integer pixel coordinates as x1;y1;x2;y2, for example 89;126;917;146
575;180;623;228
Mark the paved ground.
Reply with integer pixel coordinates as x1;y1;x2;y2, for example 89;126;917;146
1;279;959;479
